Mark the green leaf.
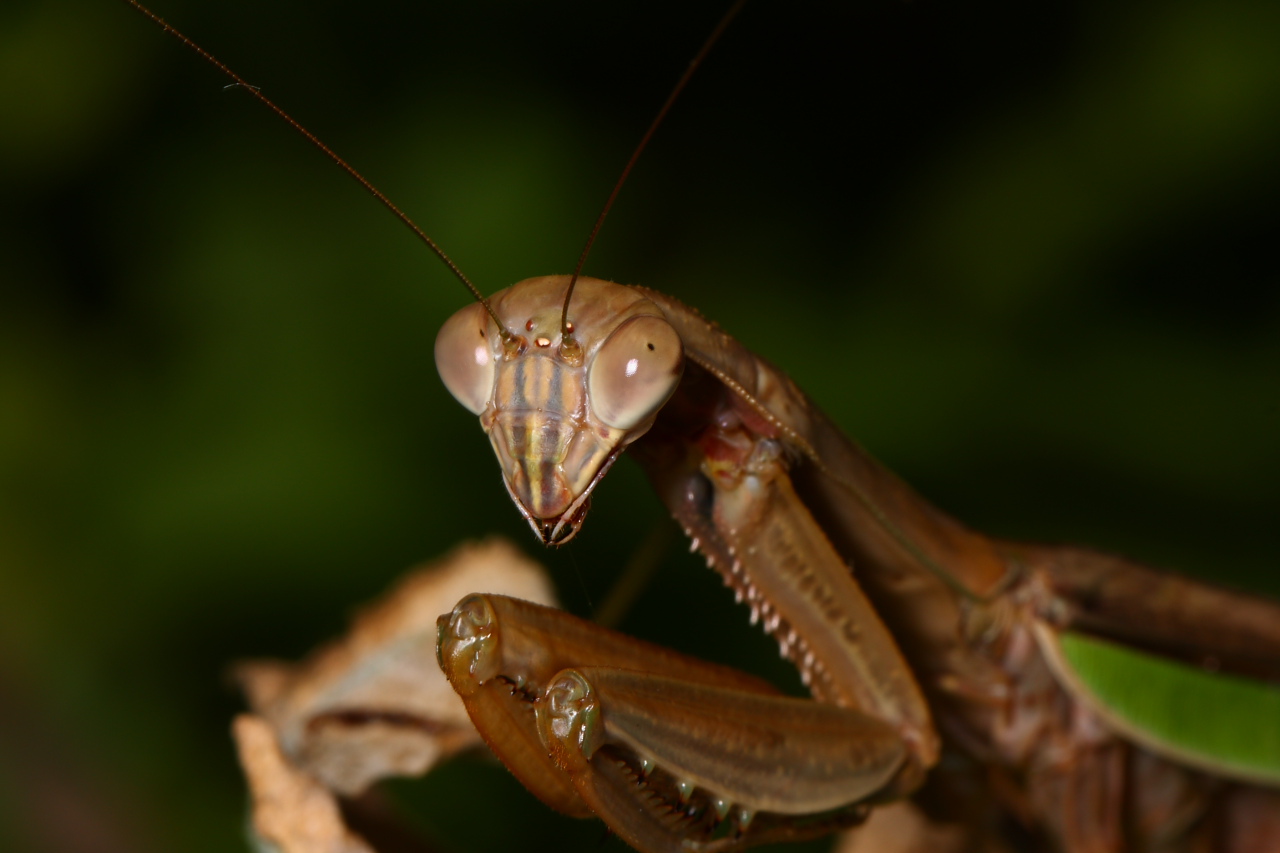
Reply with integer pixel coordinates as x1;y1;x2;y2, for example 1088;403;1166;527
1059;632;1280;785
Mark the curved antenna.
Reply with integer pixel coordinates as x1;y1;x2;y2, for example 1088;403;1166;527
122;0;519;346
559;0;746;352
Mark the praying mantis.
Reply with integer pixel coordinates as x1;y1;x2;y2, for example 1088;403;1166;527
97;1;1280;850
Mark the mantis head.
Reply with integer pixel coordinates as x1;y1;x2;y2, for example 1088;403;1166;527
435;275;684;545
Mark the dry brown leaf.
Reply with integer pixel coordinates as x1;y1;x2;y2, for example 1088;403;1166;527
234;714;375;853
235;538;557;795
831;801;972;853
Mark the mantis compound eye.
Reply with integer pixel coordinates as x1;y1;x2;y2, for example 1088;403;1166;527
435;302;497;415
587;315;683;430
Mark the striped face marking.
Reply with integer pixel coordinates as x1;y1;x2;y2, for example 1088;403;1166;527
436;276;683;545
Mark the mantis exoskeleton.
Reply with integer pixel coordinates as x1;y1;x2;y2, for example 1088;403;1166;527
432;267;1280;851
112;0;1280;845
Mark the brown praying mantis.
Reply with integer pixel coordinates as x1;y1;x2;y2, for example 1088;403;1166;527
118;1;1280;850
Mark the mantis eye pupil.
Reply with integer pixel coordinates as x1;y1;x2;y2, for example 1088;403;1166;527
436;302;496;416
587;315;684;430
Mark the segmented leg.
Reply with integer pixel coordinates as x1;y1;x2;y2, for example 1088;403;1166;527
438;594;913;852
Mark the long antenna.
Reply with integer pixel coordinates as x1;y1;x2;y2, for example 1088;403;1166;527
559;0;747;355
121;0;518;346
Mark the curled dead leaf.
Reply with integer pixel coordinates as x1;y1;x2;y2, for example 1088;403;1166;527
832;801;973;853
234;714;376;853
234;539;557;795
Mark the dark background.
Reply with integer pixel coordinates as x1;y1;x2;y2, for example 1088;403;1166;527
1;0;1278;850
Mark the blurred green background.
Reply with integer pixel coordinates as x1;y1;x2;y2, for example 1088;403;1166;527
1;0;1278;850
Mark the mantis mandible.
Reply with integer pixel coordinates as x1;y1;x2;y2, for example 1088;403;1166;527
120;1;1280;850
